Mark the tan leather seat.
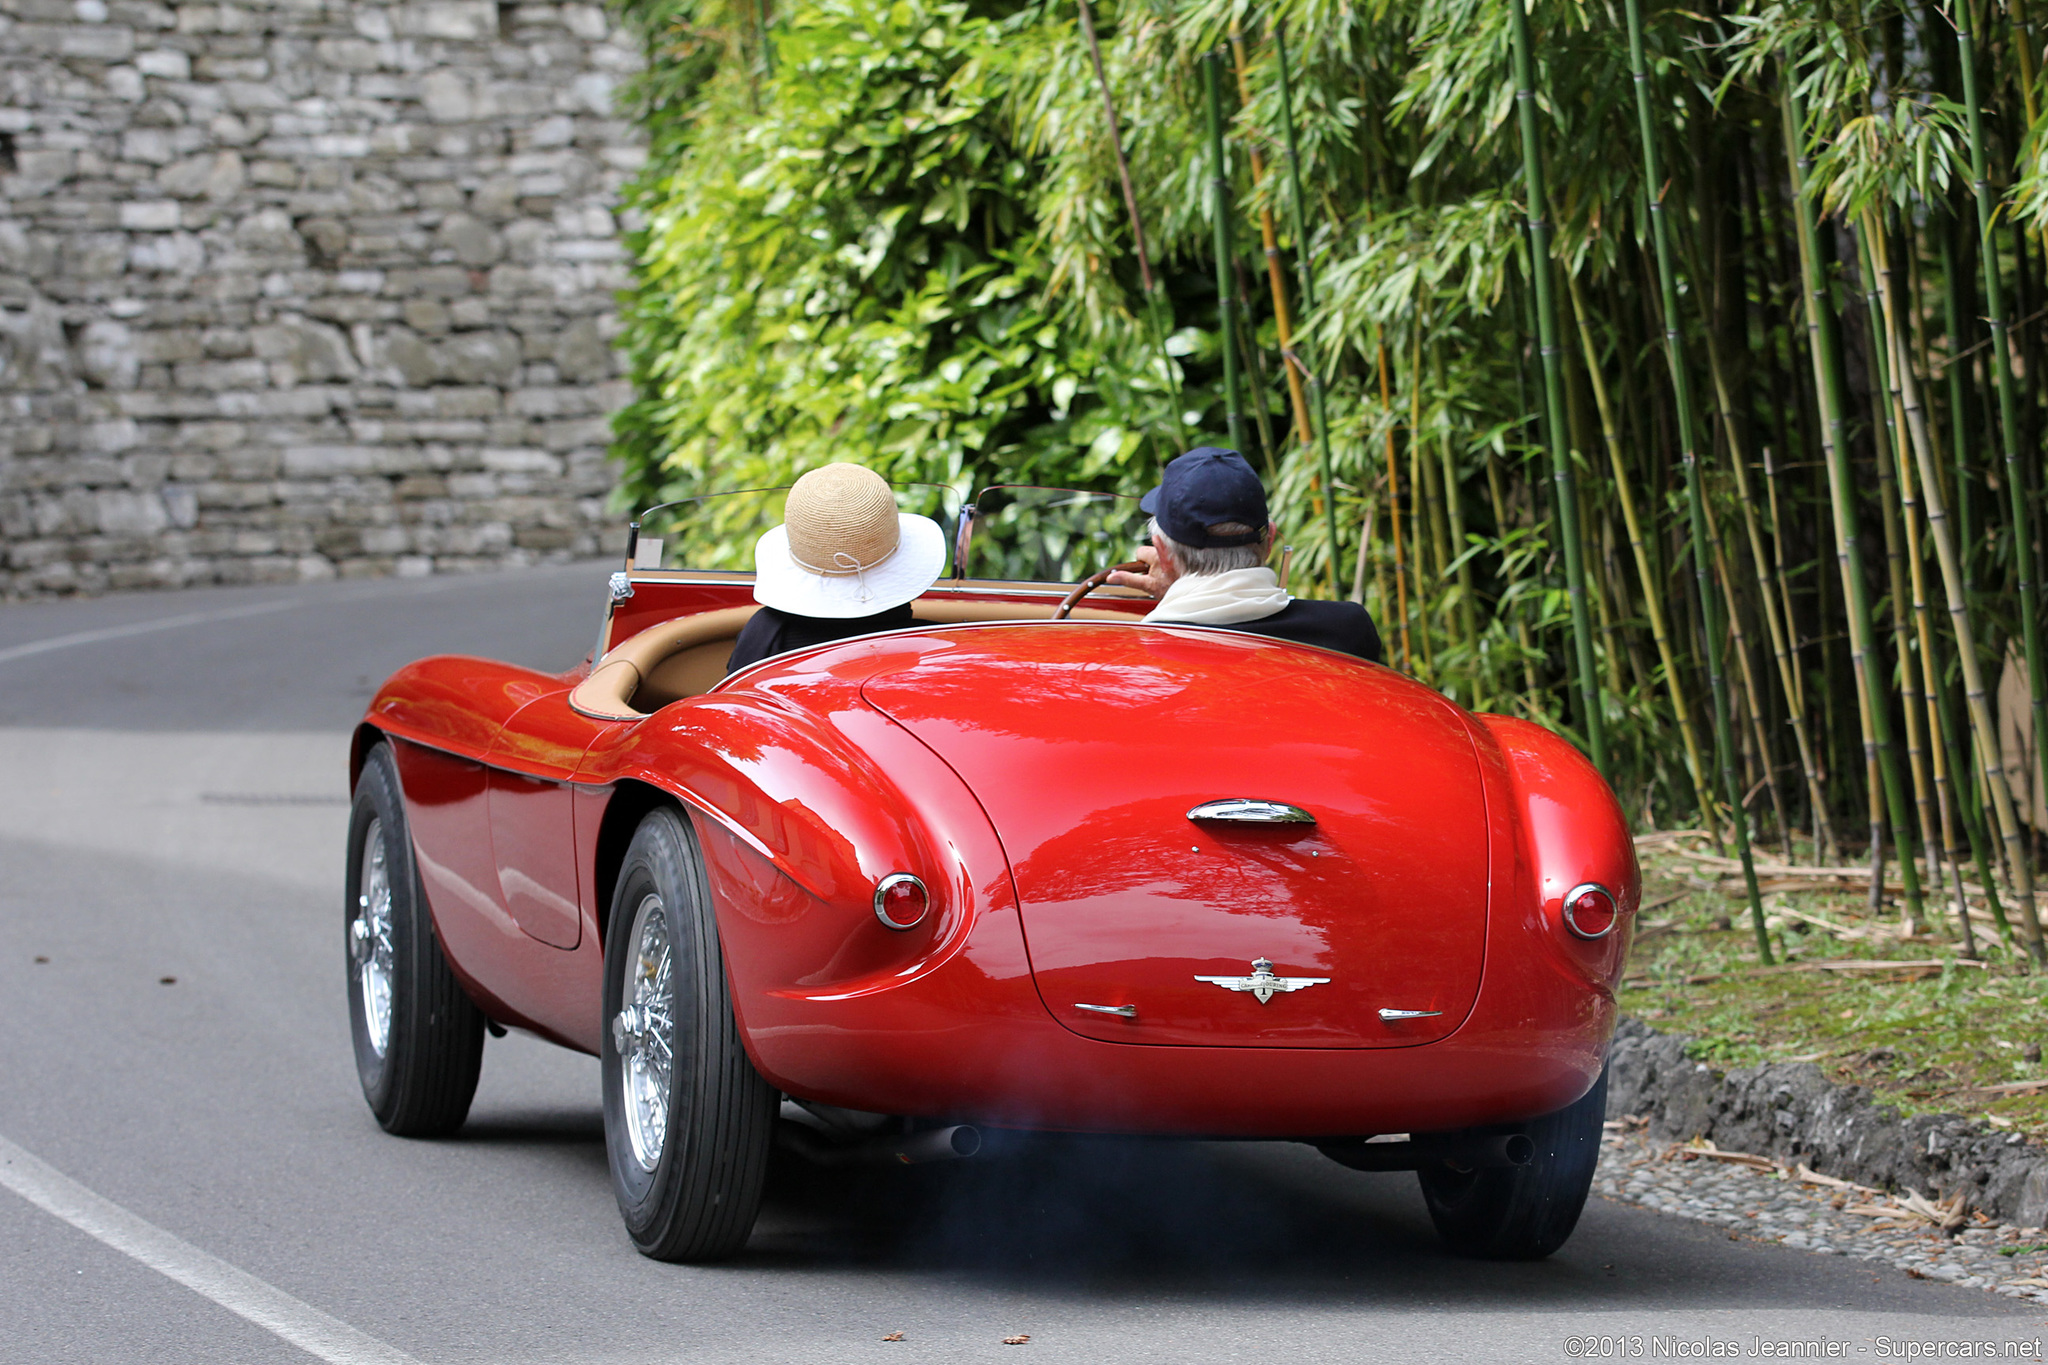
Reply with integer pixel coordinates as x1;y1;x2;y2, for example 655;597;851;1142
568;599;1134;721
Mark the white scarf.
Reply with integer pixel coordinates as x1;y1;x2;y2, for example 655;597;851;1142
1145;566;1293;625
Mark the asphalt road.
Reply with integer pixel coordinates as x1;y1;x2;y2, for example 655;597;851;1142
1;565;2042;1364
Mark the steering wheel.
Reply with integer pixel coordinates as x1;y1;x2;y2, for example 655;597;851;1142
1054;561;1148;620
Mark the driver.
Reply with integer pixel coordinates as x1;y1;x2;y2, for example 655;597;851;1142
726;463;947;674
1107;446;1383;663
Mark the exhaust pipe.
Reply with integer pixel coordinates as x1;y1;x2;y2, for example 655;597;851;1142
778;1120;983;1167
1433;1131;1535;1171
1318;1131;1534;1173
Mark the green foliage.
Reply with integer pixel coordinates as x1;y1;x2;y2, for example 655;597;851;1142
612;0;1187;537
609;0;2048;864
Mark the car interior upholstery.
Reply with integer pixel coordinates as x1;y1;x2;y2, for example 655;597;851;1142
568;597;1136;721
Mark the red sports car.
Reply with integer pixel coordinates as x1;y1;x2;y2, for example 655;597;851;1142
344;486;1637;1264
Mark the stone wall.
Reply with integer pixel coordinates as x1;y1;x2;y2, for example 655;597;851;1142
0;0;643;595
1608;1018;2048;1226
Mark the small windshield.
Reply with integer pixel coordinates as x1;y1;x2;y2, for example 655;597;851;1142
959;486;1143;583
628;484;959;574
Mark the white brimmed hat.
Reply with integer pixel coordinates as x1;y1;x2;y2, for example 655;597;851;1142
751;463;946;619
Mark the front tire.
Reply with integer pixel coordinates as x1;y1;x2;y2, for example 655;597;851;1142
346;742;486;1136
1416;1066;1607;1260
602;806;776;1262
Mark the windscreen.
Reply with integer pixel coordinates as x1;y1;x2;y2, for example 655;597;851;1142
627;484;959;574
960;486;1144;583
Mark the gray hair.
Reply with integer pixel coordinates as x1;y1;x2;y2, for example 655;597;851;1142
1149;516;1267;575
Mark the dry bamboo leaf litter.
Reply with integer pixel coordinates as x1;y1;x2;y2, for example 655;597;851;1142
1598;1128;2048;1302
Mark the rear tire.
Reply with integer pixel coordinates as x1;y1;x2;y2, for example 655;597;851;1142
1416;1066;1607;1260
602;806;777;1262
346;742;486;1136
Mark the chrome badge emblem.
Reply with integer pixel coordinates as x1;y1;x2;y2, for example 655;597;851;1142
1194;958;1330;1005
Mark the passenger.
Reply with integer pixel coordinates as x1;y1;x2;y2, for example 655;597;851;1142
1107;446;1384;663
727;463;947;674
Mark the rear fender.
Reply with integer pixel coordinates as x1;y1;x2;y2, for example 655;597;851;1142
1473;714;1638;990
579;689;985;1003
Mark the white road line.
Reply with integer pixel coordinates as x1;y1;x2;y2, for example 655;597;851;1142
0;1133;423;1365
0;599;301;665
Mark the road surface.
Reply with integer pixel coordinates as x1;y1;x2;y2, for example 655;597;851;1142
0;566;2039;1363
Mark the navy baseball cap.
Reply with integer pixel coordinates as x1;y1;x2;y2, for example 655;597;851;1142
1139;447;1269;548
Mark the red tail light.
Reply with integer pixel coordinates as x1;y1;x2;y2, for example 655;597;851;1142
873;873;930;931
1561;882;1618;939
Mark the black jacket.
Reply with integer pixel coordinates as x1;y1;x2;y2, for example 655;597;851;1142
1156;598;1384;664
726;604;927;675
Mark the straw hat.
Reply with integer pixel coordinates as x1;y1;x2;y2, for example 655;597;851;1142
751;464;946;618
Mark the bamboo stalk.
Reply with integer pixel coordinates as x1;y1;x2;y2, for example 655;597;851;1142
1781;77;1926;930
1566;268;1721;846
1687;231;1836;862
1509;0;1604;771
1228;31;1310;450
1485;442;1542;700
1957;0;2048;864
1707;501;1794;853
1269;20;1343;595
1879;225;1976;952
1856;217;1937;933
1230;255;1280;478
1623;0;1767;957
1936;220;1976;598
1383;336;1411;671
1409;324;1436;680
1427;340;1478;652
1862;179;2045;960
1074;0;1185;454
1202;51;1244;454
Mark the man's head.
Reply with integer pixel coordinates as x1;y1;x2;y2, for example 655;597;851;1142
1138;447;1274;580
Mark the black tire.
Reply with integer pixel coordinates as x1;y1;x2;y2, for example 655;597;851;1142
345;742;486;1136
1416;1066;1607;1260
601;806;777;1262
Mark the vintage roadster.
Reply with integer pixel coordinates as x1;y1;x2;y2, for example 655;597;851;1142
344;485;1637;1264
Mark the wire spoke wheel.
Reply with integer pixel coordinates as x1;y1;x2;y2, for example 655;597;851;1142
351;818;398;1058
601;805;776;1262
345;742;486;1137
615;892;677;1172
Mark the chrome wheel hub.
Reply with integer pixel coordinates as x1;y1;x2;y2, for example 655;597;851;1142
353;818;397;1058
615;893;675;1173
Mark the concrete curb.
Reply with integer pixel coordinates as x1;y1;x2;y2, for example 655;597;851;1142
1606;1017;2048;1226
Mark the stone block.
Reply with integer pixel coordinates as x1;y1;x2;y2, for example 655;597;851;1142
434;212;501;267
14;148;79;185
439;330;519;385
419;69;474;122
156;149;243;199
402;298;452;335
401;1;495;41
282;444;382;476
128;232;205;273
481;446;559;474
94;487;170;535
315;38;383;72
118;199;182;229
134;47;190;78
74;319;141;390
62;24;138;60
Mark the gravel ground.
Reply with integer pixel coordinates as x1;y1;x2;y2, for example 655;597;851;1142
1597;1122;2048;1304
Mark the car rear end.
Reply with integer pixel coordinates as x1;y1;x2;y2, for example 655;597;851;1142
710;621;1635;1139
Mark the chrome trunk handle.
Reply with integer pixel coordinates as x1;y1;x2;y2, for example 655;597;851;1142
1186;799;1315;825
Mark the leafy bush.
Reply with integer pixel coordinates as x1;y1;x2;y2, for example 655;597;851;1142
612;0;1190;533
